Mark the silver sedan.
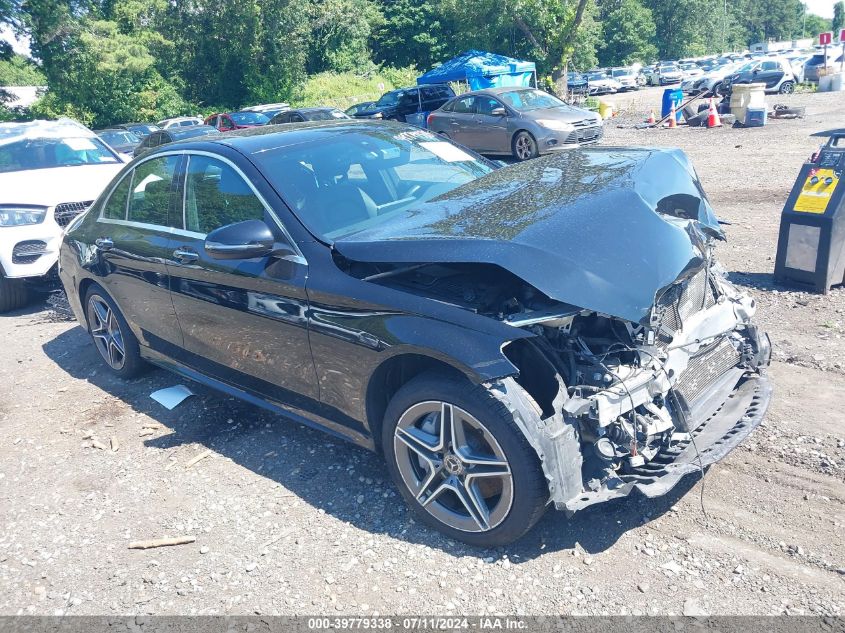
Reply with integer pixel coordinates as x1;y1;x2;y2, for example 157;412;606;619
427;87;603;161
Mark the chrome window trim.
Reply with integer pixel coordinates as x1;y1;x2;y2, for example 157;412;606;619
96;148;306;266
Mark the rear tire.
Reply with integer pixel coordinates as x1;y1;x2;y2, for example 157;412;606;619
779;81;794;94
512;131;539;161
83;285;146;379
382;372;548;547
0;276;30;313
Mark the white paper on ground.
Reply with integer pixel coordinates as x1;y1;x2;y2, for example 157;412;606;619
150;385;194;410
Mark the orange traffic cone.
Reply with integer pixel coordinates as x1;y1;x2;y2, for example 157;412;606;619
646;109;656;124
707;97;722;128
667;104;677;128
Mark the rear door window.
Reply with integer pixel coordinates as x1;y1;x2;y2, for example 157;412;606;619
126;155;181;227
102;175;132;221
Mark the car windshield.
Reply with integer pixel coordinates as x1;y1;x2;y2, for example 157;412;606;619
252;127;494;241
660;65;679;72
99;130;139;146
586;72;607;80
231;111;269;125
736;61;758;72
128;124;158;136
376;91;403;106
305;109;349;121
0;136;119;173
498;89;566;111
611;69;630;77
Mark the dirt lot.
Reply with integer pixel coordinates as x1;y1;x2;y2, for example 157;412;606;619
1;87;844;616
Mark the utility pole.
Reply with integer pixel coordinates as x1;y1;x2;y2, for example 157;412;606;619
723;0;728;53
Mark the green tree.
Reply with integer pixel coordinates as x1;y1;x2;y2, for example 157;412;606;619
307;0;382;74
597;0;657;65
834;1;844;33
371;0;445;69
803;12;831;37
0;54;46;85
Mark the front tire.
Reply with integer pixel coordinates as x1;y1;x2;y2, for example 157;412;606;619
84;285;145;379
0;276;30;313
382;373;548;547
512;131;539;161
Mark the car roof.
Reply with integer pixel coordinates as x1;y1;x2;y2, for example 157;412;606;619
291;107;338;113
166;125;220;139
457;86;543;97
0;118;95;144
153;120;410;157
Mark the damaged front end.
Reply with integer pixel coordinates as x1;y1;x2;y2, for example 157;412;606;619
491;263;772;513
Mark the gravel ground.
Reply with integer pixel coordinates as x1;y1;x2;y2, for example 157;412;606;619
1;87;844;616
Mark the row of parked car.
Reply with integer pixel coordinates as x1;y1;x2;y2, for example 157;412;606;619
95;83;603;164
567;47;841;97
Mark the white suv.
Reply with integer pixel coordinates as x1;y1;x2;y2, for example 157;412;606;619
0;119;126;312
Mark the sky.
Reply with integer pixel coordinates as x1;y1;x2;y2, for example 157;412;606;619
804;0;836;17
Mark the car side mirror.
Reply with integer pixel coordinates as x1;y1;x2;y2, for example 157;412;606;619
491;107;507;117
205;219;275;260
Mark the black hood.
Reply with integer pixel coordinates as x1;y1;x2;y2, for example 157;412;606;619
334;147;724;324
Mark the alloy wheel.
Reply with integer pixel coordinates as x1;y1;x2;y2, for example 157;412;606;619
780;81;794;94
87;295;126;370
514;135;534;160
393;401;513;533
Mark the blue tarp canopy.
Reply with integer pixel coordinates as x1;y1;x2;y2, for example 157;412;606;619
416;50;536;91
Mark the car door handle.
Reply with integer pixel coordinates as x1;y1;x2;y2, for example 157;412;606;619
95;237;113;251
172;248;199;264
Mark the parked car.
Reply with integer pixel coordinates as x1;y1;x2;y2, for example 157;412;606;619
58;120;772;546
114;123;160;139
609;67;639;91
204;111;270;132
132;125;221;157
679;62;704;79
269;107;350;124
566;72;588;94
95;128;141;155
428;87;603;161
653;63;684;85
345;101;376;117
353;84;455;122
681;61;740;94
241;103;290;120
0;118;125;312
785;53;812;83
804;53;836;82
157;116;204;129
721;56;796;95
585;71;620;95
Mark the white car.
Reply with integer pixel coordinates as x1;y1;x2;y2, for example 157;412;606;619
157;116;204;129
0;119;125;312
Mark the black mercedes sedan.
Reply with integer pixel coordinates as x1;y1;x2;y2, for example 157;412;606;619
58;121;772;546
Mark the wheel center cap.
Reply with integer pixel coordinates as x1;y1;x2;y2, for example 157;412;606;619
443;453;464;475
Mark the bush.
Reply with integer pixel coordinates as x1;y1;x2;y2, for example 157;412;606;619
293;66;418;109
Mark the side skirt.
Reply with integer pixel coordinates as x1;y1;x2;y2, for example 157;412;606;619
140;347;376;451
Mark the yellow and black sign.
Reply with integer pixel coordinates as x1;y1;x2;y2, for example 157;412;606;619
794;168;839;214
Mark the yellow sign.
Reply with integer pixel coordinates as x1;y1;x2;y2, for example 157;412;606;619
795;168;839;214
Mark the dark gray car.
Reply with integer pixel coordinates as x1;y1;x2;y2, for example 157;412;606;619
427;87;603;161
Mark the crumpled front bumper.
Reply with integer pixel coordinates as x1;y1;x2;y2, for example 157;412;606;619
561;372;772;513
